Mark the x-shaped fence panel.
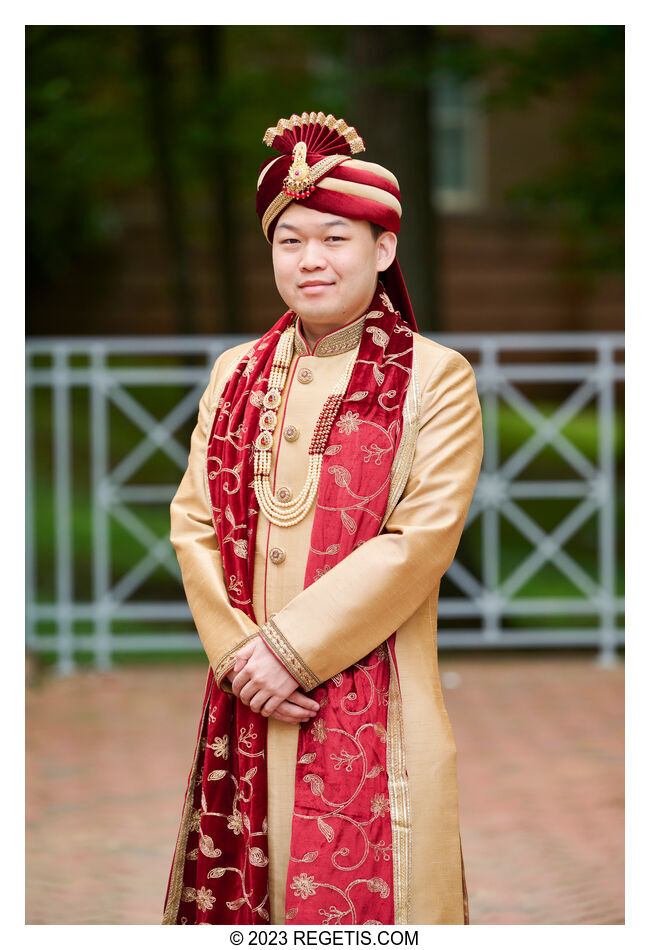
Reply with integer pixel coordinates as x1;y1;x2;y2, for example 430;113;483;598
26;333;624;672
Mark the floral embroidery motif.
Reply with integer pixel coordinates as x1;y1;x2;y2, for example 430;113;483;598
196;887;217;910
311;719;328;744
370;793;390;818
291;873;318;900
336;410;361;435
227;810;244;836
208;734;229;759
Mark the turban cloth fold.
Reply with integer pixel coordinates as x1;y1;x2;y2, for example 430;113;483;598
255;111;417;331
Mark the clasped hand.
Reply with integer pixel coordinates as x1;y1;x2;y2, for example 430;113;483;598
227;635;320;725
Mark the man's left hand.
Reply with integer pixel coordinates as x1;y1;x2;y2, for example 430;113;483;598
231;636;302;716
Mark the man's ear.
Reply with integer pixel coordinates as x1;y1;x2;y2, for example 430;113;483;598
376;231;398;273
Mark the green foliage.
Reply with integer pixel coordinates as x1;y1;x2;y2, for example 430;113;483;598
486;26;624;279
26;27;149;287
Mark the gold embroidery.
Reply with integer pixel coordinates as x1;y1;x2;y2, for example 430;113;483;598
207;734;229;758
294;314;366;357
370;793;390;818
259;617;320;691
290;872;318;899
195;887;216;912
311;719;328;744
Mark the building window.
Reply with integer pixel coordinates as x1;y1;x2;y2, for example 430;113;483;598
430;70;486;213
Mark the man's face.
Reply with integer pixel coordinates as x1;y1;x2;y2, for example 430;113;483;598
271;204;394;329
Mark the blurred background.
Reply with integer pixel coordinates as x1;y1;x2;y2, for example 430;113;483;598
25;24;624;925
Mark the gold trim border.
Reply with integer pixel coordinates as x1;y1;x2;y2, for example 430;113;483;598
162;672;211;924
259;617;321;691
262;111;365;155
386;645;413;924
380;346;421;532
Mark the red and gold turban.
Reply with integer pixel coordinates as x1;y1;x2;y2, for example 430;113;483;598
256;111;416;330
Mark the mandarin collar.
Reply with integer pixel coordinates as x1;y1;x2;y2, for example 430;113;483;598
294;312;366;358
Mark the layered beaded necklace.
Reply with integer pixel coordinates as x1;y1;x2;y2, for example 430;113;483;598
253;320;357;527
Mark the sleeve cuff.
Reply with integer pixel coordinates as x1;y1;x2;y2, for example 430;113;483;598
213;634;258;692
259;617;321;692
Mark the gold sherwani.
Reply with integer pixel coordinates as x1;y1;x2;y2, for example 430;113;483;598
170;314;483;924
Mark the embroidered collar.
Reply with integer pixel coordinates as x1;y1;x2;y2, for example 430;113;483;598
294;312;366;357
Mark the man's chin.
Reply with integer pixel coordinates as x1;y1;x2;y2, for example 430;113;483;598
293;300;341;322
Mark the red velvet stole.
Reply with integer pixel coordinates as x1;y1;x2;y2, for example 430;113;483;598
163;285;413;925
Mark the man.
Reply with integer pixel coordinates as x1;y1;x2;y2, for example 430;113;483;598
162;111;483;926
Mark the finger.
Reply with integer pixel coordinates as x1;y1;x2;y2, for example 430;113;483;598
289;690;321;712
238;681;259;707
260;693;284;718
278;698;318;720
230;666;252;696
249;689;272;715
270;704;315;724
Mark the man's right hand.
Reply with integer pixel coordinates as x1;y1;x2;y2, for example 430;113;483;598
225;669;319;725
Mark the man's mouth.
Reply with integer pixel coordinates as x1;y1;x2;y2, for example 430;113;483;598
299;281;333;288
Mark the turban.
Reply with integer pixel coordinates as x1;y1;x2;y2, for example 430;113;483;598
256;111;417;331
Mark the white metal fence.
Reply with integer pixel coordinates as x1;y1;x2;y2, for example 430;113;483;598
26;333;624;672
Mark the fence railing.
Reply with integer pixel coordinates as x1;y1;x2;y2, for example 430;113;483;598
26;333;624;672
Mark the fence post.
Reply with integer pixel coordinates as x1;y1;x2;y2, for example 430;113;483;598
91;347;112;670
597;339;619;668
53;347;75;674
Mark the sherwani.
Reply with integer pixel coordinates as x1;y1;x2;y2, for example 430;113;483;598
170;311;483;924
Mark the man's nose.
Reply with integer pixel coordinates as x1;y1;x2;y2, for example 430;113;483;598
299;239;326;269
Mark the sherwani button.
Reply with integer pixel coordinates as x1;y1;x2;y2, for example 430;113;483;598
297;367;314;384
283;424;300;442
269;546;286;565
276;486;293;503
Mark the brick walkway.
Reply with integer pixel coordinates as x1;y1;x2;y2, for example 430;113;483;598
25;654;624;925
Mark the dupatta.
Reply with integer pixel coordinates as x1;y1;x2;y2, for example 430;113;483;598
163;285;414;924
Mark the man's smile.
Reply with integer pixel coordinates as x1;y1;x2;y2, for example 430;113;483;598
298;280;334;294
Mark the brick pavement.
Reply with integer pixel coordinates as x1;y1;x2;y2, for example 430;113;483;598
25;654;624;925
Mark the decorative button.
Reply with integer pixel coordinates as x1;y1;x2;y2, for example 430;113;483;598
297;367;314;384
276;486;293;503
269;546;286;565
284;424;300;442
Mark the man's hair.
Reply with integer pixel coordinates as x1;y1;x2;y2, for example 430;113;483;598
369;222;386;242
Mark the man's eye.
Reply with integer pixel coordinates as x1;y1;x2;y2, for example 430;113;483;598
281;238;299;245
326;235;345;242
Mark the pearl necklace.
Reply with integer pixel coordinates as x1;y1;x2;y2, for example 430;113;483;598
253;322;357;527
